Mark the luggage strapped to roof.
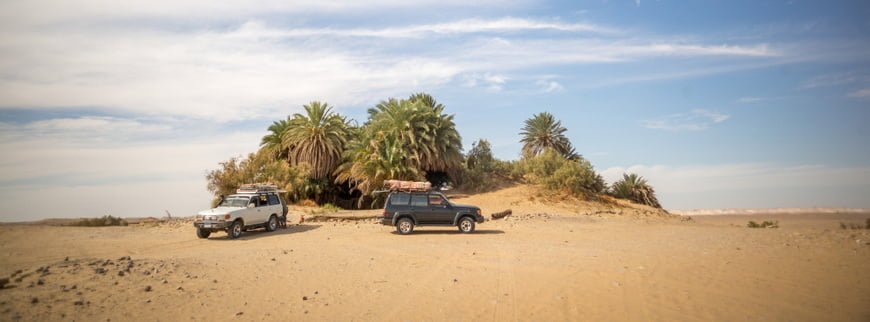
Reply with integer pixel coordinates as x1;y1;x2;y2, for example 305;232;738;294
236;183;280;194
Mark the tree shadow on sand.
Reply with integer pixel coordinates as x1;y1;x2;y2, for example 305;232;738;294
211;224;322;241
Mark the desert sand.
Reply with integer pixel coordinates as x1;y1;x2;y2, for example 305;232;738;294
0;186;868;321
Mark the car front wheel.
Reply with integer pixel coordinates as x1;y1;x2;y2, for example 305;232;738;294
458;217;475;233
396;218;414;235
228;220;243;239
196;228;211;239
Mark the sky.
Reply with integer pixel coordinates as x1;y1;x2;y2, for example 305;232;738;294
1;0;869;221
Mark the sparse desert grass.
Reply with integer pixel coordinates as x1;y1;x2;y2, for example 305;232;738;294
839;219;870;230
305;203;343;215
747;220;778;228
71;215;128;227
320;203;341;212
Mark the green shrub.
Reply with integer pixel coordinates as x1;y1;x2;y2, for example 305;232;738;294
320;203;342;212
609;173;662;208
72;215;128;227
747;220;778;228
840;221;869;230
518;149;605;197
457;139;523;193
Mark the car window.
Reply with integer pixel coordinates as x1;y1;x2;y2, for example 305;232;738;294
220;197;249;208
268;194;280;205
390;193;410;206
410;194;428;207
428;194;446;206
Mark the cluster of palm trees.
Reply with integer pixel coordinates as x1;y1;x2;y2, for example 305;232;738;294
256;93;462;204
209;93;662;209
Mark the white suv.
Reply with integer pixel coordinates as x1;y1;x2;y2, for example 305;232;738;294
194;185;287;239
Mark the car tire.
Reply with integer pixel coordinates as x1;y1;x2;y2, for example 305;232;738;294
265;215;278;232
396;217;414;235
228;220;243;239
458;217;475;233
196;228;211;239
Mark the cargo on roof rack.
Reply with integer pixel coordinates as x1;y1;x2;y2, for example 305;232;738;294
236;183;280;194
383;180;432;192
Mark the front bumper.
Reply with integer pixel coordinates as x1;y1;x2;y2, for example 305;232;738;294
474;214;486;223
193;221;229;230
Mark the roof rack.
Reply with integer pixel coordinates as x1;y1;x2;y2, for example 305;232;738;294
236;183;280;194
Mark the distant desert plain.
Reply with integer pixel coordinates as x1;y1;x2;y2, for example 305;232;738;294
0;185;868;321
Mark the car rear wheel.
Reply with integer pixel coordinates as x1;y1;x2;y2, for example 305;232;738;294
266;215;278;232
396;218;414;235
228;220;243;239
458;217;475;233
196;228;211;239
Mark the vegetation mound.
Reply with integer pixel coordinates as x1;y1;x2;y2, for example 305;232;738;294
71;215;129;227
206;93;663;211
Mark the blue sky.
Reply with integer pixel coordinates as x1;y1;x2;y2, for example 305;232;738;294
1;0;869;220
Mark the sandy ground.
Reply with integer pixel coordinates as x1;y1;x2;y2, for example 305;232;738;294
0;193;868;321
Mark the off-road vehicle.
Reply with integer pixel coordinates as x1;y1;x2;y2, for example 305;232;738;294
193;184;288;239
380;191;485;234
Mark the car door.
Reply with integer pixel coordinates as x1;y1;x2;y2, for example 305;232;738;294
240;196;258;225
246;195;264;224
409;193;431;224
387;193;411;221
427;193;454;224
267;194;282;218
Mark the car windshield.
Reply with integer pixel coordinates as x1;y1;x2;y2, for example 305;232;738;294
219;197;250;208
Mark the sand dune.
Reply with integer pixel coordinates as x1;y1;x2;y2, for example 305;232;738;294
0;188;868;321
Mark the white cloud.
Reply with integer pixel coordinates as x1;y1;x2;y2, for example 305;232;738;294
463;73;508;92
232;17;612;39
0;22;463;121
601;163;870;210
0;117;264;221
799;72;863;89
536;79;564;93
0;0;525;27
0;10;783;121
642;109;730;131
847;88;870;98
0;117;262;184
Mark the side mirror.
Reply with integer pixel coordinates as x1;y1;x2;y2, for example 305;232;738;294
247;203;255;208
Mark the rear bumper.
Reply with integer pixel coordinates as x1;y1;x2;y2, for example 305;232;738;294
379;217;393;226
193;221;229;230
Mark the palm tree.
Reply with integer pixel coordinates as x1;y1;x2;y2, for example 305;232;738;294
520;112;574;159
282;101;351;179
335;131;422;203
610;173;662;208
366;93;462;173
260;117;292;161
336;93;463;196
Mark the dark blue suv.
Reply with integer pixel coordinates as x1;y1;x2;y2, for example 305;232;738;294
380;191;485;234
